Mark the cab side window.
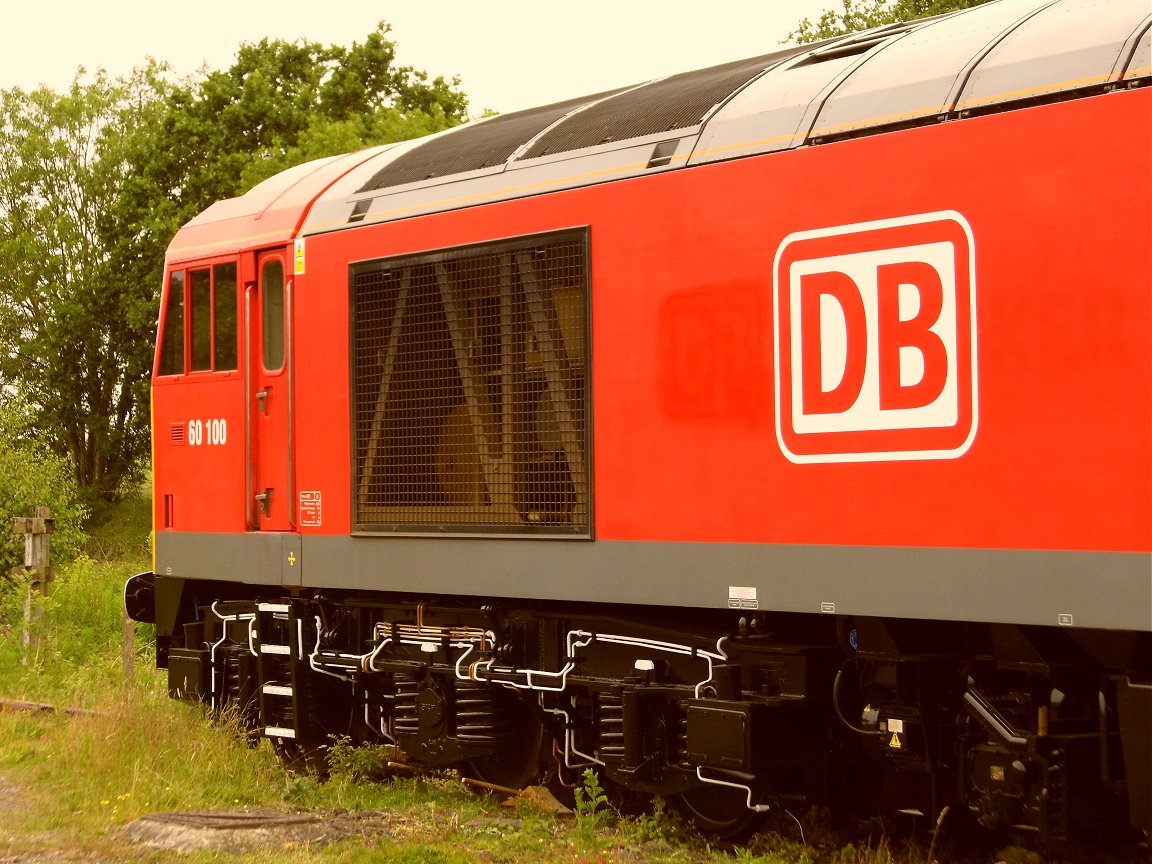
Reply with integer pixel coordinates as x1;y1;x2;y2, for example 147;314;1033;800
156;261;238;376
214;263;238;370
157;271;185;376
189;269;213;371
261;259;285;372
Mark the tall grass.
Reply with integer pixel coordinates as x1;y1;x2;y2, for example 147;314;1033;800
0;496;939;863
0;542;820;862
0;555;147;707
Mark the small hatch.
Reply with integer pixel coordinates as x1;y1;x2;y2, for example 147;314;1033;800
647;140;679;168
348;199;371;224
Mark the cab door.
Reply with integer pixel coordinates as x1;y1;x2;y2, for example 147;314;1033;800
247;251;293;531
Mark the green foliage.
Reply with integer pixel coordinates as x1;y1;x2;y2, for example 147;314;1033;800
82;484;151;561
0;555;142;702
114;22;470;278
0;24;468;503
326;735;397;783
574;768;610;822
0;68;165;501
0;401;87;574
572;766;612;853
788;0;993;43
620;795;687;846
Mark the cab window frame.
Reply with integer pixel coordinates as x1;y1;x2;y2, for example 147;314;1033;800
155;258;240;379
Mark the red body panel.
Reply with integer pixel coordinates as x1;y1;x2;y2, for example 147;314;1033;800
161;90;1151;557
153;375;247;534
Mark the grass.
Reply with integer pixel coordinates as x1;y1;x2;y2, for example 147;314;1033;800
0;490;1059;864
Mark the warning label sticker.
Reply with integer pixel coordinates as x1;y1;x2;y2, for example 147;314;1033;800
294;238;306;275
728;586;758;610
299;491;322;527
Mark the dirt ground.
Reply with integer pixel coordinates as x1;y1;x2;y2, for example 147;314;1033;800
0;771;401;860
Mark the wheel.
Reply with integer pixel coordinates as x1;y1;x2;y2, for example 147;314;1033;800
461;700;549;791
674;784;769;842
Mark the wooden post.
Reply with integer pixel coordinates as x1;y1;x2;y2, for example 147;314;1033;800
122;613;135;684
10;506;54;666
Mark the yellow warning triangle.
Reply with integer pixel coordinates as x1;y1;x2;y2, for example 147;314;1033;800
890;732;902;749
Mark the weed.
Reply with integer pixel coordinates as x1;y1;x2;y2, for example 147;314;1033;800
326;735;398;783
570;767;613;853
622;795;686;846
573;767;609;822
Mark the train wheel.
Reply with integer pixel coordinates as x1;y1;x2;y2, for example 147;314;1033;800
674;785;768;842
462;710;548;791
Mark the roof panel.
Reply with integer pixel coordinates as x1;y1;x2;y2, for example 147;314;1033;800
168;146;392;261
811;0;1051;138
957;0;1151;111
356;92;620;193
290;0;1145;235
687;52;862;165
1124;22;1152;80
520;47;807;160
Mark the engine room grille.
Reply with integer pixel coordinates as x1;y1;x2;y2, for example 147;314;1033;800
351;229;590;536
356;92;623;193
520;46;809;159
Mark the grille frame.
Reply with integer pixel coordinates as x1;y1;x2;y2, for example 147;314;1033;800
349;228;593;539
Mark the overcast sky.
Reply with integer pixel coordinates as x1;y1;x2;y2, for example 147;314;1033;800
4;1;834;115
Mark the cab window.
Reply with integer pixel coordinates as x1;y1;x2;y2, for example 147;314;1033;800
157;271;184;377
261;259;285;372
156;261;238;376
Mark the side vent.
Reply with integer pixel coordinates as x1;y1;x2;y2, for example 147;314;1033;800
169;423;185;445
790;21;919;67
351;230;590;536
647;140;679;169
348;199;371;223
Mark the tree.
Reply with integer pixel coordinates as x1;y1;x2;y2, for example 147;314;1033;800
789;0;993;43
0;23;469;504
0;69;164;501
118;22;469;241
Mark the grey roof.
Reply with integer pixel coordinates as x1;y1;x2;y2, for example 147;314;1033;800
301;0;1151;236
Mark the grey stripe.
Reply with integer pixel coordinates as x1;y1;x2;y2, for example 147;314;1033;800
154;532;1150;632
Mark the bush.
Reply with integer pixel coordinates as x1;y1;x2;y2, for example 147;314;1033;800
0;402;87;573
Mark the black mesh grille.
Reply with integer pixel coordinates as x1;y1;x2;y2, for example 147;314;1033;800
357;93;622;193
352;230;590;535
521;46;809;159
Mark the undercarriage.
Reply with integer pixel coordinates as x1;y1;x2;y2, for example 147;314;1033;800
128;573;1151;845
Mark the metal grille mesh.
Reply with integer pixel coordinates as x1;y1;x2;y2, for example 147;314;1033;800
356;92;622;193
521;46;808;159
352;231;589;535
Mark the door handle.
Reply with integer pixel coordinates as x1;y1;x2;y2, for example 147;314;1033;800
256;387;270;415
255;489;271;515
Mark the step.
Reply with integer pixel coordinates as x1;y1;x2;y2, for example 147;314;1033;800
265;726;296;739
262;684;293;696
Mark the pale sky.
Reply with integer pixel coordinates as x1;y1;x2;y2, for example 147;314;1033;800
4;1;834;116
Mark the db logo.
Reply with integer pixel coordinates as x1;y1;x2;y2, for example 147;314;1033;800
773;212;977;463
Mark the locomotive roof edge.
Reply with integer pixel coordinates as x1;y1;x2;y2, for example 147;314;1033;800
165;0;1152;262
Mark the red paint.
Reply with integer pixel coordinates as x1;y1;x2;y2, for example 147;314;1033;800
153;88;1152;556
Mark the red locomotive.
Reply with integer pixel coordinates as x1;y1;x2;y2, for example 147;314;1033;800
127;0;1152;843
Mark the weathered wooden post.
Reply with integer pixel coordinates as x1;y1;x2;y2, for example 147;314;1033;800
10;506;54;666
122;611;135;684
